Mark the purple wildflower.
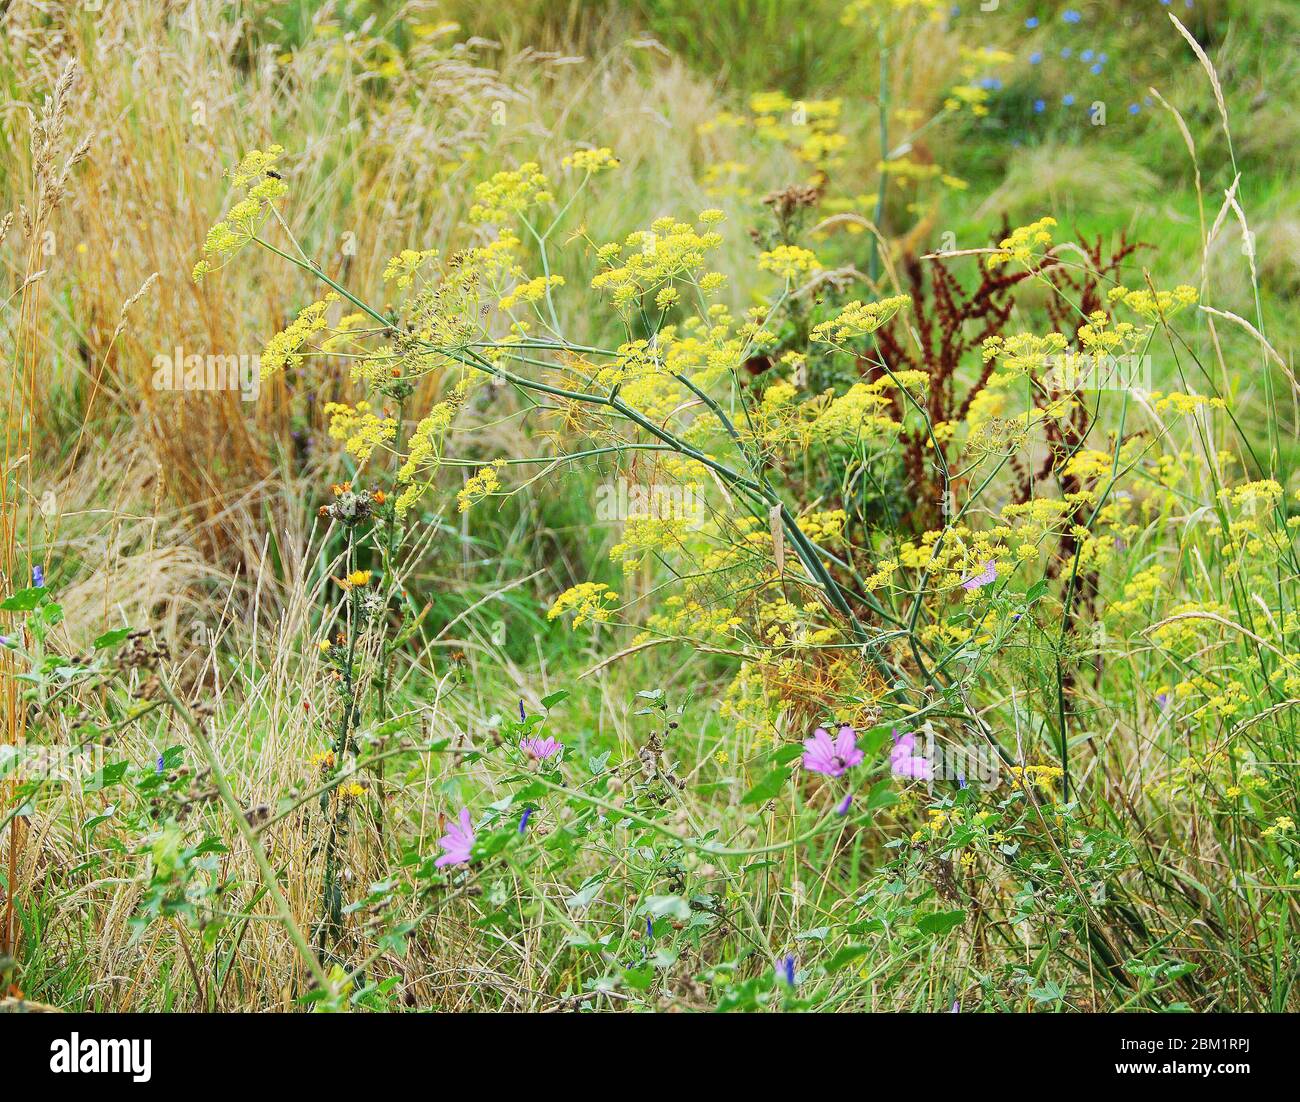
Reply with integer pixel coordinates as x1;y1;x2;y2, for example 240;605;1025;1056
890;729;933;781
520;736;562;761
156;754;165;774
32;565;44;587
435;807;475;868
802;726;864;778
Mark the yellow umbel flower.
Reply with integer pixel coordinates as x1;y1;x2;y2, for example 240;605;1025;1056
457;460;505;513
323;401;396;463
548;582;619;628
812;295;910;343
469;162;553;223
757;245;819;280
193;145;288;282
986;216;1057;270
562;147;619;174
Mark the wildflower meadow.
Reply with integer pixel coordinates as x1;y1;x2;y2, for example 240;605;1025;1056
1;0;1298;1043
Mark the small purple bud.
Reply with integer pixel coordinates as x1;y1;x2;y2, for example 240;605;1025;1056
156;754;165;774
519;699;526;722
835;792;853;816
780;954;796;987
646;916;654;939
518;807;533;833
32;565;44;587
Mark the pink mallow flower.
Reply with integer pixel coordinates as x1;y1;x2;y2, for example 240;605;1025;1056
520;736;562;761
890;729;932;781
435;807;475;867
802;725;864;778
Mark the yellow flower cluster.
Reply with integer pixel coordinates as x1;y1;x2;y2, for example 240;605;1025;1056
562;147;619;174
609;514;692;574
382;248;439;289
260;294;339;378
1108;283;1198;321
547;582;619;628
986;216;1057;270
469;162;553;224
396;378;475;515
811;381;903;444
982;332;1068;381
193;145;289;281
811;295;911;343
324;400;396;463
456;459;505;513
499;273;564;312
757;245;819;281
591;214;726;308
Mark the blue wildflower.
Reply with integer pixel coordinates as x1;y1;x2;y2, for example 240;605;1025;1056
1029;50;1043;64
1090;62;1103;74
1081;49;1094;61
1062;93;1076;106
32;564;44;587
1025;17;1039;29
780;954;796;987
1062;8;1082;22
1061;47;1073;58
1128;103;1140;115
1033;98;1046;113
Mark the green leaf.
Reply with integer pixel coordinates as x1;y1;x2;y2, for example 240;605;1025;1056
565;875;605;911
1;587;44;612
824;944;873;973
93;627;133;651
917;909;966;936
741;766;790;806
84;760;129;792
540;689;569;709
640;895;691;920
622;964;655;991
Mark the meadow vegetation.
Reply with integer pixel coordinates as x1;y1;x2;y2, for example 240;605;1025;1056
1;0;1298;1012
